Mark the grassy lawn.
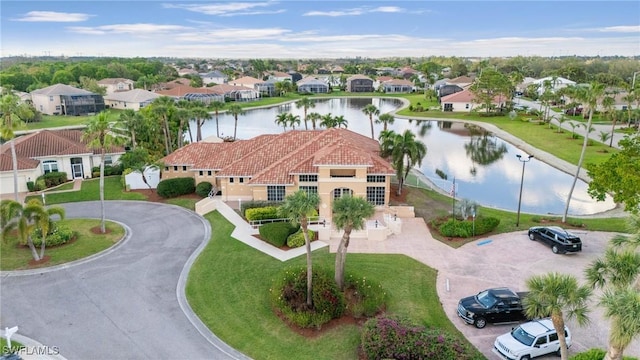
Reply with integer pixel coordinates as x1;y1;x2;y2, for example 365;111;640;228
1;337;24;353
164;198;198;211
44;181;76;192
27;176;147;204
25;109;123;130
1;219;124;270
186;211;479;360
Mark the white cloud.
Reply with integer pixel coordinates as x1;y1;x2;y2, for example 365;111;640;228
303;8;365;17
598;25;640;33
174;27;291;42
163;1;284;16
14;11;92;22
67;23;191;36
372;6;404;13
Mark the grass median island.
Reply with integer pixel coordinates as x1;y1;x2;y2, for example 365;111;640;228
0;219;125;270
186;211;479;360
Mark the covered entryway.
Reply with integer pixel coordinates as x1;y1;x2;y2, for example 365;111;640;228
70;157;84;179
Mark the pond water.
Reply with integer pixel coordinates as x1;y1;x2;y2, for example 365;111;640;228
193;97;615;216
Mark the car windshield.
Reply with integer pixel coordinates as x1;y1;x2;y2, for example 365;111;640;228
511;326;535;346
476;290;498;308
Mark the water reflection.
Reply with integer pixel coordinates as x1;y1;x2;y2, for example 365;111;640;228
193;98;614;215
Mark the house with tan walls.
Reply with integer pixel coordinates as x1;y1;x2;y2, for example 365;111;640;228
160;128;395;221
104;89;160;111
97;78;134;95
30;84;105;116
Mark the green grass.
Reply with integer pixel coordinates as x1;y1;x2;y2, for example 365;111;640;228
44;181;76;192
25;109;123;130
186;211;478;360
1;219;124;270
165;198;198;211
1;337;24;353
27;176;147;204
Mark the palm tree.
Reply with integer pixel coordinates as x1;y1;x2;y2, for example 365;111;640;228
562;82;605;223
601;95;618;147
1;199;64;262
83;112;121;233
286;113;301;130
319;113;336;128
331;195;374;290
362;104;380;139
173;106;192;148
307;112;322;130
209;100;226;138
556;115;568;133
586;215;640;360
227;104;245;140
1;93;34;201
376;113;394;132
191;103;211;142
295;97;315;130
333;115;348;129
150;96;176;155
279;190;320;307
380;130;427;196
116;109;142;149
599;131;612;145
274;112;288;131
523;272;592;360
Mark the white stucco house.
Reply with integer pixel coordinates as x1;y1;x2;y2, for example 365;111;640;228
532;76;576;95
30;84;105;116
104;89;160;111
97;78;135;95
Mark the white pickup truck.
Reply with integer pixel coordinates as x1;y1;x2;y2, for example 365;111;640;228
492;318;571;360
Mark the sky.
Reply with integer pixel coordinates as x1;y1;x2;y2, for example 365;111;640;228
1;1;639;59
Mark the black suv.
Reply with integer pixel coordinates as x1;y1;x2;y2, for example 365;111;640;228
527;226;582;254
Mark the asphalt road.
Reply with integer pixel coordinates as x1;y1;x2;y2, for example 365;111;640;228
0;201;247;360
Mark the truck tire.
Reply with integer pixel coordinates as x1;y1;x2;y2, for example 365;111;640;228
521;356;530;360
474;317;487;329
529;233;535;240
552;245;560;254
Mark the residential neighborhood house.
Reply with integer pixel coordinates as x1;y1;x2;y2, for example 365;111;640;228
97;78;135;95
160;128;395;221
104;89;161;111
30;84;105;116
200;70;228;86
0;129;125;195
440;88;505;112
346;75;374;93
296;77;330;94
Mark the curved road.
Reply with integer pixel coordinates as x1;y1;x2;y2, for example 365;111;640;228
0;201;247;360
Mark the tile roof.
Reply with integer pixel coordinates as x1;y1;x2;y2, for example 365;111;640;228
447;76;474;84
440;89;503;104
162;128;393;185
347;74;373;81
156;85;221;97
104;89;160;103
231;76;261;86
0;129;125;171
383;79;414;86
30;84;94;96
97;78;133;85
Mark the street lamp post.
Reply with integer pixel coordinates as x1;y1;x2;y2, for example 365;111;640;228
516;154;534;227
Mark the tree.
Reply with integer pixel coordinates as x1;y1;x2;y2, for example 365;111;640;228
307;112;322;130
376;113;395;132
274;112;288;131
469;68;513;114
556;115;568;133
380;130;427;196
523;272;591;360
209;101;226;138
116;109;142;149
563;82;605;222
587;133;640;214
585;216;640;360
319;113;336;128
1;93;34;201
333;115;348;129
362;104;380;139
279;190;320;307
150;96;177;155
331;195;374;290
599;131;612;145
1;199;64;262
295;97;315;130
190;102;211;142
83;112;122;233
119;147;158;191
286;113;301;130
227;104;245;140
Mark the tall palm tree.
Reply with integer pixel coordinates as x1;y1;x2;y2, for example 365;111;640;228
116;109;142;149
331;195;374;290
150;96;176;155
376;113;395;131
563;82;605;222
333;115;348;129
319;113;336;128
362;104;380;139
173;106;192;148
380;130;427;196
286;113;301;130
1;93;34;201
190;102;211;142
523;272;591;360
279;190;320;307
209;100;226;138
274;112;288;132
226;104;245;140
307;112;322;130
586;215;640;360
83;112;121;233
295;97;315;130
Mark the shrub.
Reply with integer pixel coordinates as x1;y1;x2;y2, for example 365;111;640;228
531;216;541;223
259;222;298;247
433;216;499;237
36;172;68;188
438;219;472;237
270;266;345;329
29;223;76;247
195;182;213;198
286;229;315;248
245;206;280;221
240;200;281;216
570;348;638;360
474;216;500;234
343;274;387;318
157;177;195;198
35;179;46;192
361;316;483;360
26;181;35;192
92;164;123;177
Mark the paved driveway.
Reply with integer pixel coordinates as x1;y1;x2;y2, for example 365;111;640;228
327;219;640;359
0;201;247;360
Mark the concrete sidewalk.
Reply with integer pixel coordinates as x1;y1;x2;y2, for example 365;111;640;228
0;179;82;204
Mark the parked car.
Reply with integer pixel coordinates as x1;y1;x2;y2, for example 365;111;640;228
493;318;571;360
565;107;583;116
457;287;529;329
527;226;582;254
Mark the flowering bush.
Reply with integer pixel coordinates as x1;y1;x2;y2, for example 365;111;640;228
270;266;345;329
361;316;484;360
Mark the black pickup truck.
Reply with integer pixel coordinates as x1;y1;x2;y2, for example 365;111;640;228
457;287;529;329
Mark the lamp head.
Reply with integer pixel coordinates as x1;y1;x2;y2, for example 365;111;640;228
516;154;522;159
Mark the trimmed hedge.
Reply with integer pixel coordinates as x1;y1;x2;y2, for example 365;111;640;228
361;316;484;360
433;216;500;238
240;200;281;216
195;181;213;198
245;206;280;221
286;229;315;248
36;172;68;189
157;177;195;198
91;164;123;177
259;222;299;247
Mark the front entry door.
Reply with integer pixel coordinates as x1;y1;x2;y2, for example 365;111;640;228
70;158;84;179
